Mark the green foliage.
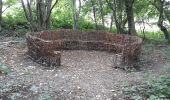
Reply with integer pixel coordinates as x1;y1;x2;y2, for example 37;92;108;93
51;0;73;29
2;7;29;31
110;27;117;33
3;0;18;5
78;20;96;30
123;66;170;100
138;31;165;42
135;0;158;19
0;63;11;75
38;92;52;100
51;13;73;29
0;0;168;42
147;75;170;99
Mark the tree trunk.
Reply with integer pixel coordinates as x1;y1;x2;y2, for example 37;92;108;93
106;0;127;34
109;13;114;31
157;0;170;43
91;0;98;30
72;0;81;30
0;0;2;31
21;0;36;31
99;0;105;29
21;0;58;32
125;0;137;35
72;0;76;30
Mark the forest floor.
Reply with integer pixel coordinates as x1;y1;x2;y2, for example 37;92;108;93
0;36;170;100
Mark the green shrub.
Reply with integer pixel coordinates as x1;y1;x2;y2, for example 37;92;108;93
110;27;117;33
2;7;29;31
78;20;96;30
51;8;73;29
51;14;73;29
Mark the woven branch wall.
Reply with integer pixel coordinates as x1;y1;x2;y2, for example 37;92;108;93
26;29;142;67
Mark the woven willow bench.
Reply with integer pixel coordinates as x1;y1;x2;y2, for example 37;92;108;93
26;29;142;67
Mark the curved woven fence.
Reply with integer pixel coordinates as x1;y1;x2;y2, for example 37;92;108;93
26;29;142;67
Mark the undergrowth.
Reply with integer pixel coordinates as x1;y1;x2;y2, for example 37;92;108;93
138;31;164;41
122;41;170;100
123;65;170;100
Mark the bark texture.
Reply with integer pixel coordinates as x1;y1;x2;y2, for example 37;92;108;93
125;0;137;35
21;0;58;31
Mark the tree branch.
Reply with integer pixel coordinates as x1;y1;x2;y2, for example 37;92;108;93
2;5;12;13
46;0;58;22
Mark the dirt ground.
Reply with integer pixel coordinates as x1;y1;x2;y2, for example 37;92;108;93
0;37;170;100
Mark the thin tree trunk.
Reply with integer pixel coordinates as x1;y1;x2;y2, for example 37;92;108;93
106;0;127;34
99;0;105;29
72;0;79;30
114;0;126;34
36;0;41;30
109;13;114;31
46;0;58;29
0;0;2;31
21;0;34;31
91;0;98;30
46;0;52;29
26;0;36;31
22;0;58;32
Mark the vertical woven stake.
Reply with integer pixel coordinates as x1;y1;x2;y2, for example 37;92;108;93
113;53;123;67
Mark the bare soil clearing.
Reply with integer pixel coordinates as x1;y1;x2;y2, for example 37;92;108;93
0;37;169;100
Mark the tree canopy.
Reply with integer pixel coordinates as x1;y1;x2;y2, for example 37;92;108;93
0;0;169;42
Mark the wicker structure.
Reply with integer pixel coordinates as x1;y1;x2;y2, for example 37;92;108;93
26;29;142;67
